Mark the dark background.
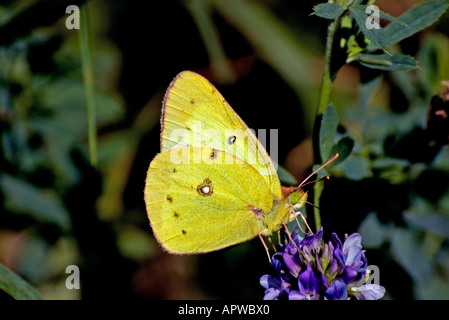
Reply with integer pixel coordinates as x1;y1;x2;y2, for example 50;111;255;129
1;0;449;300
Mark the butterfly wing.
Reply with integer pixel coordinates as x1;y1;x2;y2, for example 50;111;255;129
145;146;274;253
161;71;282;200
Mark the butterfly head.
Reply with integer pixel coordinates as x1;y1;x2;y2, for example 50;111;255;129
288;188;308;210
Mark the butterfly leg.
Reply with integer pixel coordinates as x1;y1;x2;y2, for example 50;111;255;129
299;211;314;234
289;207;314;235
282;223;301;253
258;231;272;263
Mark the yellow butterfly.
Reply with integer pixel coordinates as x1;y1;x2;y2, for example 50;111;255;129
144;71;312;254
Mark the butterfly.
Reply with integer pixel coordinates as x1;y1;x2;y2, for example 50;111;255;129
144;71;334;254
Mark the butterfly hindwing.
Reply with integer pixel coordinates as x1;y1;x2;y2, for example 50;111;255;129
145;146;274;253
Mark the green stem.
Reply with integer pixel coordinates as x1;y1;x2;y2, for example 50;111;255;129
317;18;340;115
313;17;340;231
186;0;235;84
79;2;97;167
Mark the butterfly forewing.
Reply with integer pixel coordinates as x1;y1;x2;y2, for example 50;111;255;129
161;71;282;200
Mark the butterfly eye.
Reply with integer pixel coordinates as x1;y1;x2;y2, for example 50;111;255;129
289;189;307;210
289;192;301;206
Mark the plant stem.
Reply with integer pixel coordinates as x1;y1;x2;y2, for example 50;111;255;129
313;17;340;231
318;18;340;115
186;0;235;84
79;2;97;167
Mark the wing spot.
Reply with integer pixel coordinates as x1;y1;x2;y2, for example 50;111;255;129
228;136;237;145
173;168;177;173
166;195;173;203
173;212;179;218
182;229;187;235
248;205;263;220
197;178;213;196
210;148;217;160
190;98;195;105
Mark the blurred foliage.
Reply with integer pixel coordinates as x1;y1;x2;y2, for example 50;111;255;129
0;0;448;300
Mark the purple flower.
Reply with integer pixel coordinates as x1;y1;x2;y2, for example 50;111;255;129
349;284;386;300
260;256;293;300
260;227;385;300
332;232;368;286
288;263;320;300
324;280;347;300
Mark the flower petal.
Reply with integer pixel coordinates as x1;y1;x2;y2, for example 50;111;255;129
350;284;386;300
288;290;305;300
297;262;320;298
264;288;282;300
333;247;346;266
343;233;362;255
282;244;301;277
291;227;304;248
341;266;359;284
260;274;281;290
331;232;342;250
301;228;324;253
324;280;348;300
345;245;362;266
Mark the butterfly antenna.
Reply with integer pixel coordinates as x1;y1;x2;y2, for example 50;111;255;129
297;153;339;189
305;200;320;211
300;176;330;188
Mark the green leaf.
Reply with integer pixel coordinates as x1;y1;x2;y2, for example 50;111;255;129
378;11;407;27
330;136;354;167
0;263;42;300
357;53;418;71
359;75;382;106
313;3;345;20
0;174;71;231
349;5;389;48
433;146;449;171
371;157;410;169
117;226;157;261
35;77;124;186
384;0;449;46
343;156;372;180
416;273;449;299
391;228;433;283
277;164;298;185
358;212;389;248
312;164;329;179
403;211;449;238
418;33;449;96
319;104;339;161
